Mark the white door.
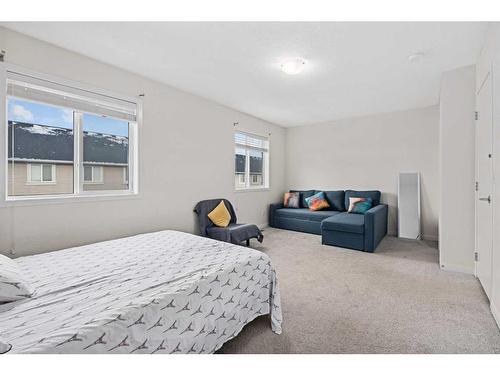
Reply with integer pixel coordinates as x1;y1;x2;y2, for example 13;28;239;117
476;70;494;299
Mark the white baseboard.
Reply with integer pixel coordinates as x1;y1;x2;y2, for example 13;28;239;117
387;231;438;241
491;301;500;330
439;263;474;274
422;234;439;241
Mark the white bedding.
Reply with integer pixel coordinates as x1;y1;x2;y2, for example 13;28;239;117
0;230;282;354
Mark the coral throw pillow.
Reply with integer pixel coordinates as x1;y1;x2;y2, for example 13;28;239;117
284;192;300;208
305;191;330;211
348;197;373;214
208;200;231;227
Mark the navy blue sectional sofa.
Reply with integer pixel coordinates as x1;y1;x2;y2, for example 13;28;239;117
269;189;388;252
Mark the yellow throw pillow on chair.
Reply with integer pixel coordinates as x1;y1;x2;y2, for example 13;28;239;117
208;200;231;227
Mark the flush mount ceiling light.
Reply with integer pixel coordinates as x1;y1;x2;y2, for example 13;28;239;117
280;58;307;75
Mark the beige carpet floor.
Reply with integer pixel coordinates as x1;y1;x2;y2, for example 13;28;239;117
218;228;500;354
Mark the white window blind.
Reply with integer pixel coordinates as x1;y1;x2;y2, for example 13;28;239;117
234;131;269;152
7;71;137;122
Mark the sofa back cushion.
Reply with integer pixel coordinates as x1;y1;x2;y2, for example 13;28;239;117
290;190;315;208
319;190;345;211
344;190;381;209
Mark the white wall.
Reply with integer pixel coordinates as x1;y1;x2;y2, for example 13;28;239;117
286;106;439;240
0;27;286;257
478;23;500;328
438;65;476;274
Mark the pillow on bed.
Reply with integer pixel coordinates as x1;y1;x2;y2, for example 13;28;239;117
0;254;34;303
207;200;231;227
0;341;11;354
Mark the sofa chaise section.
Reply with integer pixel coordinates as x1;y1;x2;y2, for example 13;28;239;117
321;204;388;252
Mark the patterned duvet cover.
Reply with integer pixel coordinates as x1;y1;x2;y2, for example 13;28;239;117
0;230;282;353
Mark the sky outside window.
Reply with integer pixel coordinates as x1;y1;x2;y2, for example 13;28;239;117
8;98;129;136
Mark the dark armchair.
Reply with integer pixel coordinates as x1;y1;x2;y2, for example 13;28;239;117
193;199;264;246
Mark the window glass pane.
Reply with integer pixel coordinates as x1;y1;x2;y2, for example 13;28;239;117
7;98;74;196
31;164;41;182
82;113;129;191
235;148;246;189
42;164;53;182
249;150;264;187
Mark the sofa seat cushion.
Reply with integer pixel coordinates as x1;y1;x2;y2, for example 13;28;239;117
321;212;365;234
275;208;340;222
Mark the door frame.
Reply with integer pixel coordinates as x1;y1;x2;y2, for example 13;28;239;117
474;62;494;284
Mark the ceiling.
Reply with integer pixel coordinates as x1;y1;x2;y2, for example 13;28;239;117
1;22;488;127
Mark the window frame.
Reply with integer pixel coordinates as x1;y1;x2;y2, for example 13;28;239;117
0;63;141;206
26;163;56;185
234;130;270;191
122;166;129;185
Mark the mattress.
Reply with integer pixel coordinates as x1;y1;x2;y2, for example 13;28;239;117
0;230;282;353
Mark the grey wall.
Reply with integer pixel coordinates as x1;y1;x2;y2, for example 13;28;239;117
438;65;476;274
0;27;287;257
286;106;440;240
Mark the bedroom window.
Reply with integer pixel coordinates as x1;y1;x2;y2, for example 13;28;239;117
4;68;140;201
234;131;269;190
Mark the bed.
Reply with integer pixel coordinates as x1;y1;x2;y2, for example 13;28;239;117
0;230;282;354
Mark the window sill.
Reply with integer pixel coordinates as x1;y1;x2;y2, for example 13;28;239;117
235;187;271;193
2;191;140;207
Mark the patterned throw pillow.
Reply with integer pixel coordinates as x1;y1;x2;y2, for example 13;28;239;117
207;200;231;227
283;192;300;208
0;254;34;303
348;197;373;214
305;191;330;211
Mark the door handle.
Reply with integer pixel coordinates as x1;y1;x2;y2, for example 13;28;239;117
479;196;491;203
